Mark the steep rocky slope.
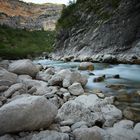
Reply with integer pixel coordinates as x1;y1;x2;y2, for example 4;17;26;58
0;0;63;30
53;0;140;63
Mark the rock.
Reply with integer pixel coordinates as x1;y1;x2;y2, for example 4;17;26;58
0;86;9;92
0;101;2;107
93;76;105;82
36;71;52;81
30;130;69;140
0;60;9;69
71;121;88;131
0;96;57;135
58;69;88;87
8;59;39;77
68;82;84;96
57;100;100;126
27;87;37;94
45;67;55;75
101;104;122;127
60;126;71;133
78;62;94;71
95;92;105;98
19;78;50;95
106;84;125;90
48;75;63;86
123;107;140;122
73;127;102;140
113;120;134;129
63;92;71;102
74;94;99;109
102;55;117;63
60;119;75;126
106;124;139;140
113;74;120;79
134;123;140;134
49;123;60;131
3;83;26;98
0;67;17;86
0;135;14;140
36;64;44;71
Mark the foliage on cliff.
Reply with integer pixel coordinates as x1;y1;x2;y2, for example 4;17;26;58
56;0;121;29
0;25;55;59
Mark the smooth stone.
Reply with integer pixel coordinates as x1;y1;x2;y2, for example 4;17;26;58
0;86;9;92
134;123;140;134
0;135;14;140
8;59;39;77
0;96;57;135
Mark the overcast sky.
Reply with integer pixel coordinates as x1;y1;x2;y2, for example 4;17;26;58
22;0;69;5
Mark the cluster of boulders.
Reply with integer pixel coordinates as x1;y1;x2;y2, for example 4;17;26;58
0;59;140;140
51;54;140;64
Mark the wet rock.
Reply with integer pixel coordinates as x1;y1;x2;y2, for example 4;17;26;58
8;59;39;77
68;82;84;96
123;107;140;122
73;127;102;140
106;84;125;90
0;67;17;86
93;76;105;82
0;96;57;135
78;62;94;71
113;74;120;79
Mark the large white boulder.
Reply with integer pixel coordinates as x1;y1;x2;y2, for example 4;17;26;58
8;59;39;77
0;96;57;135
0;67;17;86
78;62;94;71
57;100;100;126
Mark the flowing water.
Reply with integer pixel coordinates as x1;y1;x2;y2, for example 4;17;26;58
34;59;140;94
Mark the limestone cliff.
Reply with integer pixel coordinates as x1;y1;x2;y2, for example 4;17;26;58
53;0;140;63
0;0;63;30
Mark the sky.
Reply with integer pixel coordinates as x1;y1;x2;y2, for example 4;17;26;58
22;0;69;5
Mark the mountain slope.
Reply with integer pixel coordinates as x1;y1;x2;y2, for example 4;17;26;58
53;0;140;63
0;0;63;30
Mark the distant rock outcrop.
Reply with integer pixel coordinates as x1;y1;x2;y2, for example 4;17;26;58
0;0;63;30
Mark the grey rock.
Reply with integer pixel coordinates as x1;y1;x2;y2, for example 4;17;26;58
0;67;17;86
73;127;102;140
0;86;9;92
0;135;14;140
0;96;57;135
60;126;71;133
78;62;94;71
30;130;69;140
68;82;84;96
0;60;9;69
134;123;140;135
60;119;75;126
8;59;39;77
71;121;88;131
57;100;100;126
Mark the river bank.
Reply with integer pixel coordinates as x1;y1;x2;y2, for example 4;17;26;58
0;59;140;140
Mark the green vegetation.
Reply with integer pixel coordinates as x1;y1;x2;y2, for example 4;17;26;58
56;0;121;30
0;25;56;59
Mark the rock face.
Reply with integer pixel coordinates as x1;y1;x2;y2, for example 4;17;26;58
8;59;39;77
0;96;57;135
53;0;140;63
0;0;63;31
